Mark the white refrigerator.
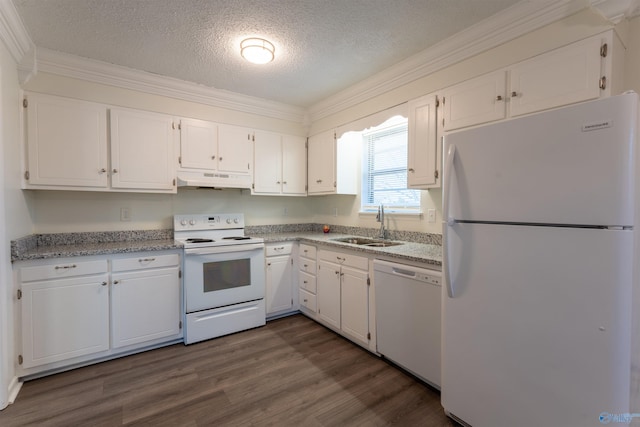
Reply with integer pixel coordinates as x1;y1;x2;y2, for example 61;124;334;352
441;92;640;427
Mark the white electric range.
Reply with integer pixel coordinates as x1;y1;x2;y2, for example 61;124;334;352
174;213;265;344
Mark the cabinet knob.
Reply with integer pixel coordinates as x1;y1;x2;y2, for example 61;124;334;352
101;281;108;286
495;95;503;101
408;168;415;173
99;168;107;174
267;262;271;266
219;157;223;161
211;155;216;160
276;181;281;184
112;169;118;174
511;91;518;97
283;181;287;185
316;179;322;183
303;299;308;303
113;280;120;284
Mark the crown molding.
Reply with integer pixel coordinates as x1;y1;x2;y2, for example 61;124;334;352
307;0;589;122
35;48;307;124
591;0;640;22
0;0;36;82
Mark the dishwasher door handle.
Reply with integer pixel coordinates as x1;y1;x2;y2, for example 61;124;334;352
392;267;417;278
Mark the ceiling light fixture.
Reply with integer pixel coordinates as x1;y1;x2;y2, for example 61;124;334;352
240;38;275;64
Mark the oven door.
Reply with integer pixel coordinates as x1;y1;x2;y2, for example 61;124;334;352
184;243;265;313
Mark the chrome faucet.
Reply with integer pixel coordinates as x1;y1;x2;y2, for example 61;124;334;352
376;204;386;239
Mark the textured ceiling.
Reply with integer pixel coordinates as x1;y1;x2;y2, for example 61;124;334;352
13;0;522;108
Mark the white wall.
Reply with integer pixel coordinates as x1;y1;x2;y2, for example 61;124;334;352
0;34;33;408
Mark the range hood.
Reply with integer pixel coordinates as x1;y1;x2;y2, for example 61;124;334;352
176;170;252;189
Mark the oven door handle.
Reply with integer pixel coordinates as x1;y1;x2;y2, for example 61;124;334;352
185;243;264;256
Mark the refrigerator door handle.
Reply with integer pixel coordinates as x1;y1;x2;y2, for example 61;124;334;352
443;143;456;298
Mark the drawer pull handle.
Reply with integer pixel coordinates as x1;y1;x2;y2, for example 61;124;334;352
336;257;345;261
303;280;308;284
55;264;77;270
275;246;285;250
304;264;308;267
138;258;156;262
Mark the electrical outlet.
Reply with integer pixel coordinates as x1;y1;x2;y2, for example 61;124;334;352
427;209;436;223
283;207;288;216
333;207;338;217
120;207;131;221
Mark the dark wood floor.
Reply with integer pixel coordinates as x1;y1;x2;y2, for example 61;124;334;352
0;314;458;426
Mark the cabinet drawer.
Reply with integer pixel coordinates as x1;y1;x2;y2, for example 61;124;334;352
299;258;316;274
319;250;368;270
299;271;317;293
299;289;317;313
111;253;179;272
299;244;316;259
20;259;108;282
266;242;293;257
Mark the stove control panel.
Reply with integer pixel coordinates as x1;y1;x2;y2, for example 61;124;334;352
174;213;245;231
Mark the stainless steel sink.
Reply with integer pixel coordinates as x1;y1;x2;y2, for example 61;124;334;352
331;237;403;247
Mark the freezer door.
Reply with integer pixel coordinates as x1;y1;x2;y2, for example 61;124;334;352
441;223;633;427
443;93;637;227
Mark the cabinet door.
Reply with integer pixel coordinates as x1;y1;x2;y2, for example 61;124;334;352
442;70;507;131
509;36;602;117
21;274;110;368
307;130;336;194
266;255;294;315
253;130;282;194
317;259;341;329
111;266;180;348
110;108;176;191
218;124;253;174
407;93;439;189
282;135;307;195
180;118;218;170
341;266;369;345
25;93;108;188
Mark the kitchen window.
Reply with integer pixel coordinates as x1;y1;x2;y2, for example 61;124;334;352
361;116;420;213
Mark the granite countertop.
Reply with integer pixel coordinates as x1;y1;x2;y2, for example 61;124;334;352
250;231;442;268
11;230;182;262
11;227;442;268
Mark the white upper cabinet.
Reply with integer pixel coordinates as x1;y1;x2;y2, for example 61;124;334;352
308;129;357;195
218;123;253;174
441;31;617;132
179;117;218;170
281;134;307;195
407;93;441;189
253;130;284;194
24;93;109;189
509;35;604;117
441;70;507;131
253;131;307;196
24;93;177;193
109;107;176;192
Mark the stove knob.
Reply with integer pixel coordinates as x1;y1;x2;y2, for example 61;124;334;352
180;220;187;226
226;218;232;224
189;219;196;226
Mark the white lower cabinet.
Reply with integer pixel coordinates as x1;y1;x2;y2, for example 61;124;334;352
317;259;342;329
316;249;372;349
265;243;296;317
20;260;110;369
111;254;181;348
298;244;318;316
17;251;182;375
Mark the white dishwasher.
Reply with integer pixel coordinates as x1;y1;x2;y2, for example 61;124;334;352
374;259;442;388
